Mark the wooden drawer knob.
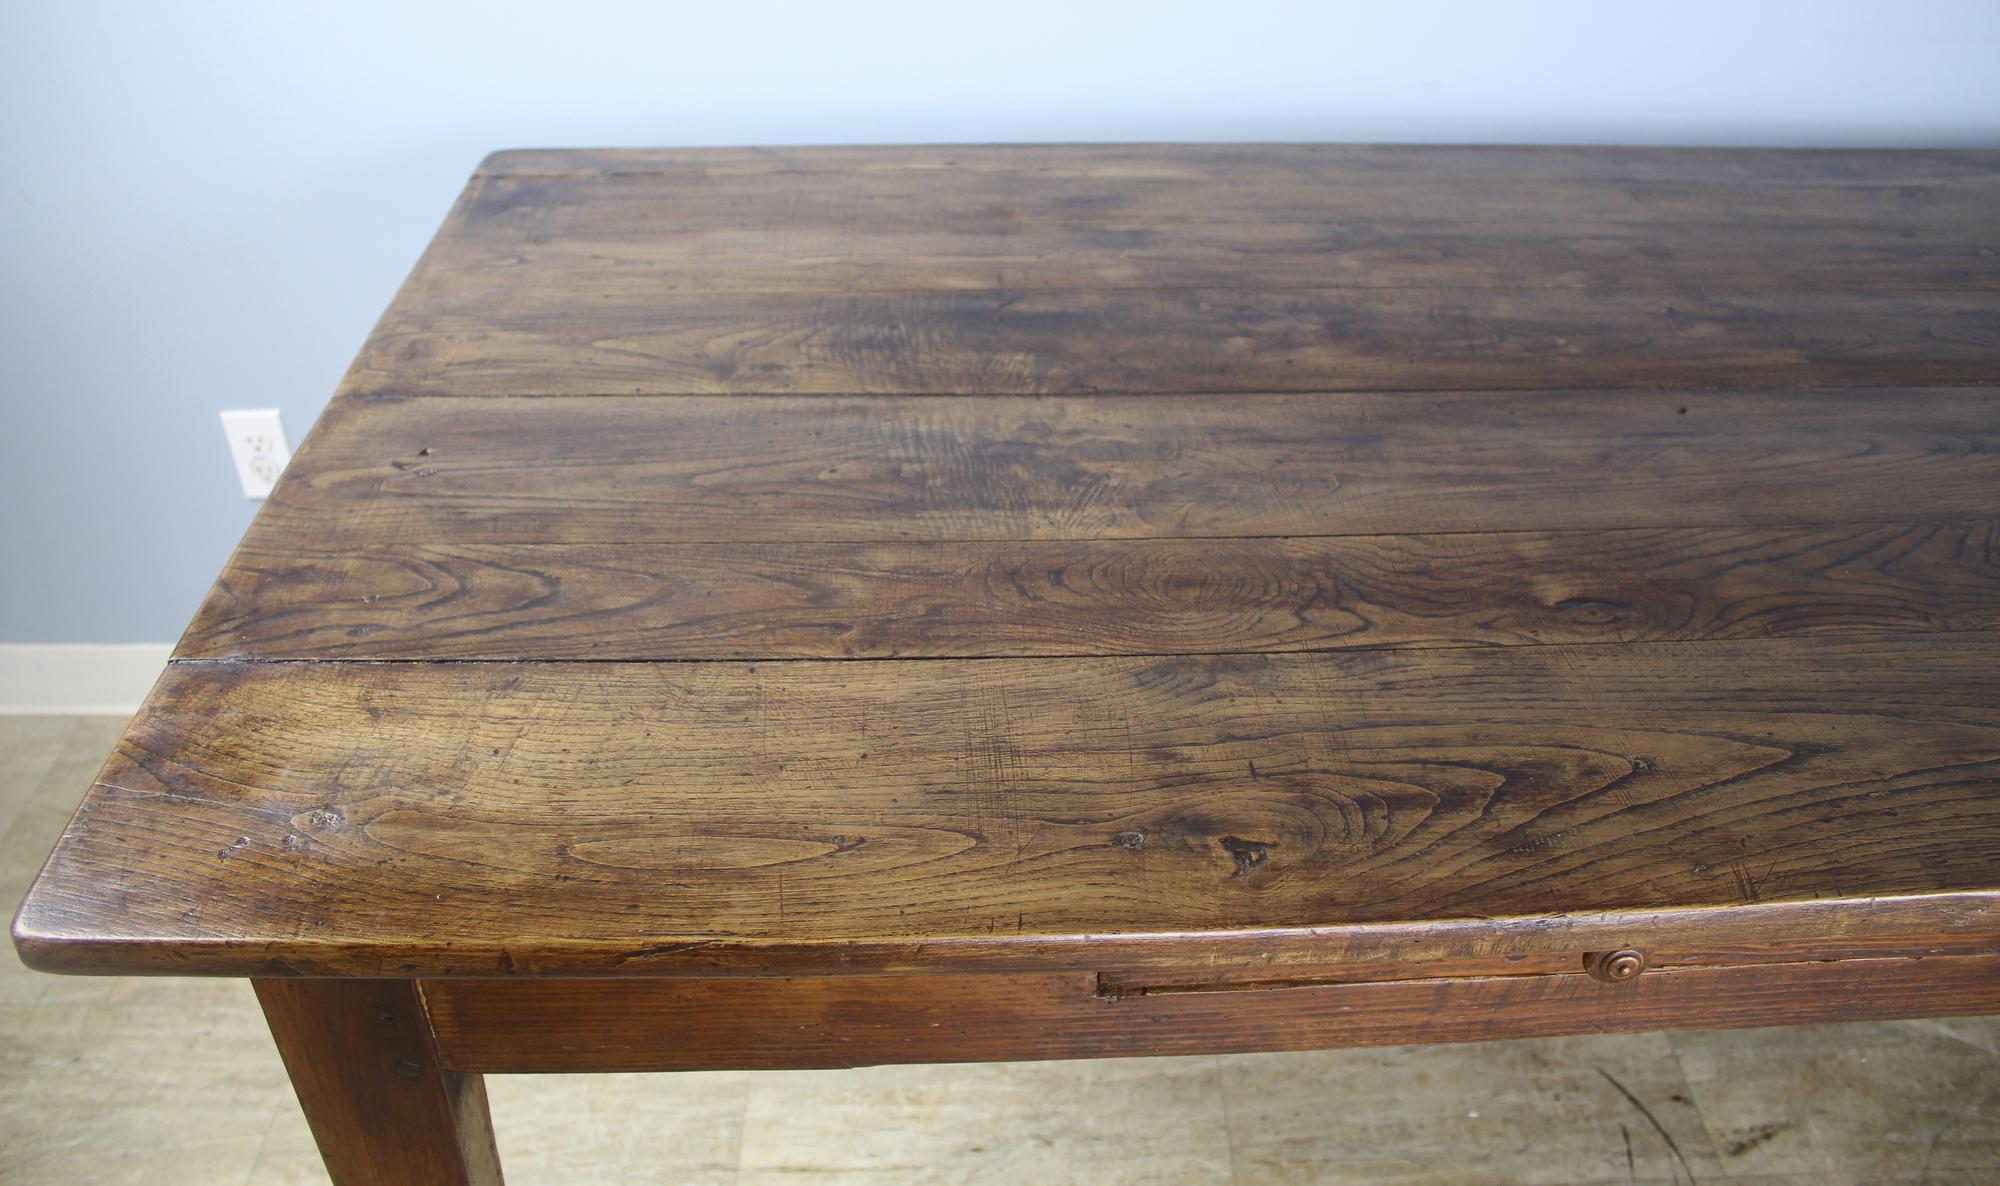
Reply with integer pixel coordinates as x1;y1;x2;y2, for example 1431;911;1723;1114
1584;949;1647;983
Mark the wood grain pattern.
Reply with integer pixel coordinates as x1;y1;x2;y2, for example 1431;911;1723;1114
249;389;2000;548
17;145;2000;1008
343;288;2000;397
181;521;2000;660
471;143;2000;188
256;979;501;1185
421;956;2000;1073
413;167;2000;295
335;145;2000;397
16;634;2000;977
452;146;2000;272
24;143;2000;1186
409;211;2000;296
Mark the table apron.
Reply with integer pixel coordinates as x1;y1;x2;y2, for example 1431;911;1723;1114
416;953;2000;1074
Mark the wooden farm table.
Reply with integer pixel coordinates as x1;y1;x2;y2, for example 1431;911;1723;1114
15;144;2000;1184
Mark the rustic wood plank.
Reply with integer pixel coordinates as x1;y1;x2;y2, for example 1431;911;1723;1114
253;389;2000;548
411;214;2000;296
256;979;501;1186
472;143;2000;186
15;635;2000;978
20;142;2000;1062
413;182;2000;295
342;288;2000;396
421;956;2000;1073
458;145;2000;229
180;521;2000;661
339;146;2000;396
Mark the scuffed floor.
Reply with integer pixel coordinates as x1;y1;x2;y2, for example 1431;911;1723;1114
3;716;1995;1185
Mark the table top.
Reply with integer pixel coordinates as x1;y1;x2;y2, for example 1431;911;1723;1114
15;144;2000;980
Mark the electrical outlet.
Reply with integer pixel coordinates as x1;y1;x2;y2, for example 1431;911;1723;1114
220;409;292;499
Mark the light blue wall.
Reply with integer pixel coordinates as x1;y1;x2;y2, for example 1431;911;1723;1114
4;0;1998;641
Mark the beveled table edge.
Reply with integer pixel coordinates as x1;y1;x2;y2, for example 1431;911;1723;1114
16;889;1999;980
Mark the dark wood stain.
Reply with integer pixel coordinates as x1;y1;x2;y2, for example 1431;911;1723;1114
250;389;2000;545
13;143;2000;1186
256;979;501;1185
338;145;2000;396
421;956;2000;1073
344;288;2000;396
17;635;2000;977
181;521;2000;660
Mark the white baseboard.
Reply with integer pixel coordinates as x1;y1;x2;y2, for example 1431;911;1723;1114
0;644;175;716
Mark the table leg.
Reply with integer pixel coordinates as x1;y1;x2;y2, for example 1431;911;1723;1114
256;979;504;1186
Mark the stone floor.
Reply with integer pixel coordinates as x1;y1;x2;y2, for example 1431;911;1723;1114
2;715;1996;1185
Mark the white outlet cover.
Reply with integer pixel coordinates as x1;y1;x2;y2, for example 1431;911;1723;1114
220;408;292;499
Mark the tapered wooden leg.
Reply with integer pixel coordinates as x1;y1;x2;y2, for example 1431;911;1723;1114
256;979;504;1186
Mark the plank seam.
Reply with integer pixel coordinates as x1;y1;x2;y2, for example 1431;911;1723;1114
332;376;2000;400
164;626;2000;666
225;515;2000;550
